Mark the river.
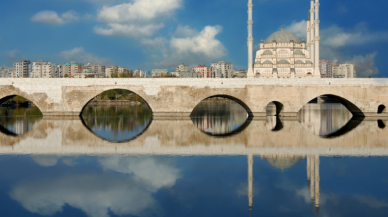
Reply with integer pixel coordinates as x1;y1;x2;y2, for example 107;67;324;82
0;101;387;217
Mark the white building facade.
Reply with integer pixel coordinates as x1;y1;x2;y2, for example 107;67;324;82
32;61;59;78
211;61;234;78
152;69;168;77
249;0;321;78
13;59;31;78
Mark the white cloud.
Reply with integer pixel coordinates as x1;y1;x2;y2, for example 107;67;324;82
94;23;164;38
31;156;61;167
285;21;388;77
10;175;158;217
95;0;182;38
99;157;180;192
10;156;180;217
31;11;64;25
59;47;111;65
61;10;80;21
156;25;228;67
31;10;89;25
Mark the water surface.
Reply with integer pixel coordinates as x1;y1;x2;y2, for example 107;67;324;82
0;101;388;217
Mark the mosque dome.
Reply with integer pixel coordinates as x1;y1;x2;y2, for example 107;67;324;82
265;28;300;43
294;50;304;55
265;155;302;172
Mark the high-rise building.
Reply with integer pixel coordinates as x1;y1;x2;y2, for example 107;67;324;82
211;61;234;78
134;69;146;78
84;63;105;75
152;69;168;77
332;65;341;78
13;59;31;78
339;64;357;78
333;64;357;78
192;65;215;78
61;62;83;78
32;61;58;78
319;60;332;78
176;64;189;72
105;67;114;77
0;67;13;78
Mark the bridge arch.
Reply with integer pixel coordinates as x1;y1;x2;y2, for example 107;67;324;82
0;94;44;113
191;94;253;117
79;88;153;116
299;94;363;116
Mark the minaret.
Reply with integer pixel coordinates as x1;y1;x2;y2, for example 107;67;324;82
247;0;254;78
314;0;321;77
306;12;311;59
315;155;320;216
248;154;253;216
309;155;315;210
310;0;315;71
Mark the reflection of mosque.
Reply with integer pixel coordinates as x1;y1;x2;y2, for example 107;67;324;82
248;154;320;216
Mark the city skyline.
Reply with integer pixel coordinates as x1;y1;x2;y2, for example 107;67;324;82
0;0;387;77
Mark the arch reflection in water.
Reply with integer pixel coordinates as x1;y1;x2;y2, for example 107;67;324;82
298;100;357;137
81;105;152;142
0;96;43;136
191;98;250;136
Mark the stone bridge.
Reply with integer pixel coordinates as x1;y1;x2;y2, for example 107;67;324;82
1;78;388;117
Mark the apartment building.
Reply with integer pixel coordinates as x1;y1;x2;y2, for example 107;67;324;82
339;64;357;78
0;67;13;78
176;64;189;72
192;65;214;78
152;69;168;77
83;63;105;74
13;59;31;78
319;60;332;78
31;61;58;78
211;61;234;78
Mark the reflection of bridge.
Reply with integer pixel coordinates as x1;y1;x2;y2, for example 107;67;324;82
1;117;388;156
1;78;388;117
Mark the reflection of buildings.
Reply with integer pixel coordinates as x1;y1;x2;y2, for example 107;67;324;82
8;116;38;135
248;154;320;216
193;103;248;135
298;103;352;136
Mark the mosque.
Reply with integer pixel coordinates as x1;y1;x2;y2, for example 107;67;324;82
247;0;321;78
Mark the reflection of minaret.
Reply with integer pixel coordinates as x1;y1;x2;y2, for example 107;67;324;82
307;155;320;216
248;154;253;217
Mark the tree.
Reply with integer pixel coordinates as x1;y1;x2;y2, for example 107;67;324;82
14;96;26;104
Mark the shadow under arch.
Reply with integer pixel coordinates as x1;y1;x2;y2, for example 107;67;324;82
80;115;154;143
79;88;154;117
302;94;364;117
0;95;44;136
0;124;18;136
0;94;44;114
266;101;284;116
191;94;253;117
320;117;364;139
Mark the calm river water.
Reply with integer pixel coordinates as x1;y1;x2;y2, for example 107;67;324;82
0;102;387;217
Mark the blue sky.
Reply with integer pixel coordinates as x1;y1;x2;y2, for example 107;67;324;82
0;0;388;77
